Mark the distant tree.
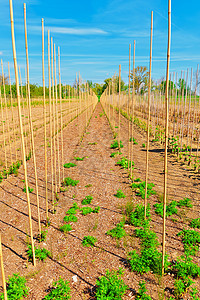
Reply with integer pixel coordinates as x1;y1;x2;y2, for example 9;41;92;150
130;66;149;94
0;74;9;86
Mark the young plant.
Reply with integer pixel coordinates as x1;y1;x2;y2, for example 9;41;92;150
116;157;134;169
74;156;84;161
135;281;152;300
172;254;200;278
23;185;33;193
80;206;100;216
96;269;127;300
128;204;151;227
27;245;50;261
0;273;29;300
142;143;145;148
174;276;194;299
63;214;78;223
177;197;193;208
44;278;71;299
114;189;126;199
110;152;122;158
106;221;126;240
177;229;200;255
59;224;72;233
81;195;93;205
37;230;48;242
129;137;138;144
190;218;200;229
154;201;178;218
82;236;97;247
110;140;124;149
62;177;79;187
63;162;76;168
132;180;156;199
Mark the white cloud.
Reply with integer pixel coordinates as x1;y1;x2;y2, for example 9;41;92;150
0;51;3;55
49;26;108;35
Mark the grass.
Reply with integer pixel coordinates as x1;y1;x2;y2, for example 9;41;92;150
82;236;97;247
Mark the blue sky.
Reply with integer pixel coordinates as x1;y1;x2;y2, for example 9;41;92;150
0;0;200;86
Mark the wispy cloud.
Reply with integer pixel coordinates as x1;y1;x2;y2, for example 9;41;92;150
49;26;108;35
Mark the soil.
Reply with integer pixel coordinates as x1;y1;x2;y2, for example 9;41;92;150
0;102;199;299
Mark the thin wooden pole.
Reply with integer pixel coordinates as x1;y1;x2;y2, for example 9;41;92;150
0;234;7;300
19;66;28;156
162;0;171;276
42;19;48;221
24;3;41;235
118;65;121;149
9;0;36;266
186;68;192;148
0;88;7;170
58;46;64;182
128;44;131;170
48;31;54;208
144;11;153;219
131;40;136;179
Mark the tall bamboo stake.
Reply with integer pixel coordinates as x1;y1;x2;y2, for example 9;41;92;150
162;0;171;276
0;88;7;169
118;65;121;149
186;68;192;148
19;66;28;156
9;0;36;266
42;19;48;221
48;31;54;208
8;61;17;161
131;40;136;179
144;11;153;219
190;66;198;156
128;44;131;169
0;234;7;300
24;3;41;235
58;46;64;182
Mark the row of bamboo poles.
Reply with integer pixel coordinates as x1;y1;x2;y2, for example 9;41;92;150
0;0;98;296
101;1;171;277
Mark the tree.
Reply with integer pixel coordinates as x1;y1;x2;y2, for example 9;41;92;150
130;66;149;94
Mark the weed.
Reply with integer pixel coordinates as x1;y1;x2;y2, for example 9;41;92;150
62;177;79;187
0;273;29;300
110;140;124;149
177;229;200;255
135;281;152;300
74;156;84;161
106;221;126;240
59;224;72;233
96;269;127;300
44;278;71;299
23;185;33;193
27;245;50;261
190;218;200;229
116;157;134;169
63;163;76;168
132;180;156;199
114;189;126;199
82;195;93;205
82;236;97;247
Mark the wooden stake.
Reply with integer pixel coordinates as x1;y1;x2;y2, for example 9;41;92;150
0;234;7;300
118;65;121;149
144;11;153;219
128;44;131;169
0;74;7;170
24;3;41;235
9;0;36;266
58;46;64;182
162;0;171;276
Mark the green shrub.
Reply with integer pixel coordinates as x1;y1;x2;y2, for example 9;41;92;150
96;269;127;300
177;229;200;255
0;273;29;300
59;224;72;233
27;245;50;261
110;140;124;149
63;163;76;168
132;181;156;199
114;189;126;199
190;218;200;229
82;236;97;247
44;278;71;299
62;177;79;187
81;195;93;205
135;281;152;300
106;222;126;240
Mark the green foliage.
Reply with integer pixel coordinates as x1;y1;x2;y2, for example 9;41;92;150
26;151;32;161
44;278;71;299
7;160;22;176
82;236;97;247
23;185;33;193
129;137;138;144
174;276;194;299
63;163;76;168
63;177;79;187
116;157;134;169
96;269;127;300
59;224;72;233
106;222;126;240
142;143;146;148
135;281;152;300
38;230;48;242
132;181;156;199
190;287;200;300
110;140;124;149
177;197;193;208
114;189;126;199
128;204;151;227
177;229;200;255
190;218;200;229
173;255;200;278
110;151;122;158
74;156;84;161
81;195;93;205
85;184;92;188
0;273;29;300
154;201;178;218
63;215;78;223
65;203;79;215
80;206;100;215
27;245;50;261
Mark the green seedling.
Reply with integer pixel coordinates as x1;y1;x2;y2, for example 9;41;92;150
85;184;92;188
129;137;138;144
106;221;126;240
80;206;100;216
142;143;145;148
154;201;178;218
132;180;156;199
190;218;200;229
177;197;193;208
63;163;76;168
63;215;78;223
128;204;151;227
27;245;50;261
59;224;72;233
62;177;79;187
177;229;200;255
110;140;124;149
116;157;134;169
23;185;33;193
74;156;84;161
135;281;152;300
96;269;127;300
37;230;47;242
82;236;97;247
114;189;126;199
81;195;93;205
44;278;71;299
0;273;29;300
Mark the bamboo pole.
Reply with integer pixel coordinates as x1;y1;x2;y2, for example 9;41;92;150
0;88;7;170
24;3;41;235
128;44;131;170
42;19;48;221
8;62;17;161
131;40;136;179
19;66;28;156
9;0;36;266
162;0;171;276
48;31;54;208
144;11;153;219
58;46;64;182
186;68;192;148
118;65;121;149
190;66;198;157
0;234;7;300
